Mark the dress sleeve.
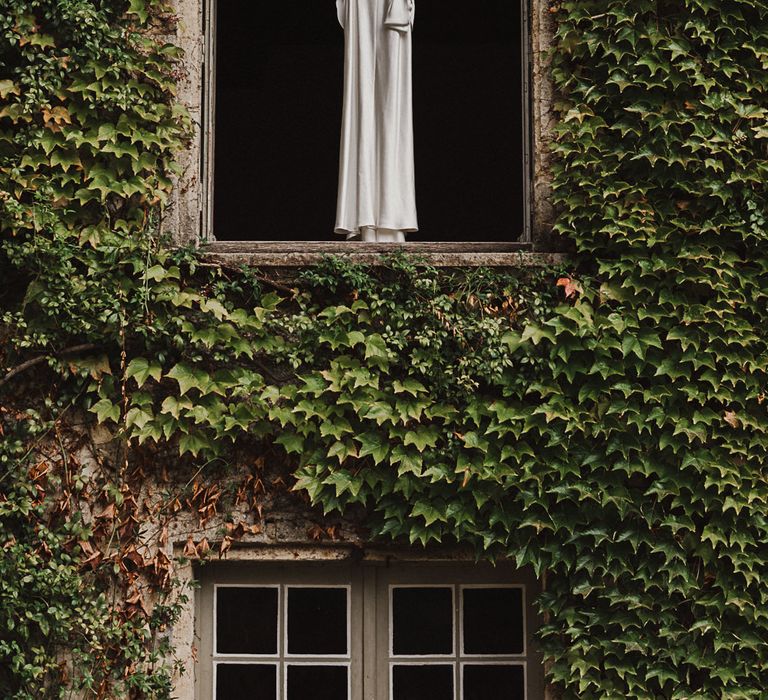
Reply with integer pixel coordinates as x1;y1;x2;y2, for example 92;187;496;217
336;0;345;29
384;0;413;32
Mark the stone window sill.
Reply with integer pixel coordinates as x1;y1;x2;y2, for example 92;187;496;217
201;241;566;268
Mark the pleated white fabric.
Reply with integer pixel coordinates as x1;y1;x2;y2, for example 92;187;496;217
335;0;418;240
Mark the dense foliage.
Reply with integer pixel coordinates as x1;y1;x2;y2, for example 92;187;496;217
543;0;768;695
3;0;768;699
0;0;189;696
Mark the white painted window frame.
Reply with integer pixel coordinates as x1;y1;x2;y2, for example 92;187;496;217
195;558;543;700
386;581;530;700
388;584;456;659
213;583;281;659
459;583;527;658
283;584;352;660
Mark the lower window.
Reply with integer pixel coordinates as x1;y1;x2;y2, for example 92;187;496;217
197;560;542;699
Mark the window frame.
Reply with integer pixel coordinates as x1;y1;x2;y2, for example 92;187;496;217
199;563;364;700
196;559;544;700
284;584;352;659
376;563;540;700
459;583;527;658
212;583;281;659
198;0;534;249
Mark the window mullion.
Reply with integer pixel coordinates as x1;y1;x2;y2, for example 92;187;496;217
362;566;378;700
454;584;460;700
279;584;285;699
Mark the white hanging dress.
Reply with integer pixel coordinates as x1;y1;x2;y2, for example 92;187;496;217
335;0;418;242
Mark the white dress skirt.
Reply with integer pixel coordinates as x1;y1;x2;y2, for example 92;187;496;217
335;0;418;242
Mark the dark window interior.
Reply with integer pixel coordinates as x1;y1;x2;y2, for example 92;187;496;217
392;586;453;656
216;664;277;700
216;587;278;655
463;664;525;700
287;665;348;700
214;0;525;242
462;587;524;655
392;664;454;700
287;587;348;655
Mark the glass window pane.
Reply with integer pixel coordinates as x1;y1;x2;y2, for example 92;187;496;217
462;588;524;655
287;665;348;700
287;587;348;655
392;664;454;700
216;663;276;700
217;587;278;655
463;664;525;700
392;587;453;655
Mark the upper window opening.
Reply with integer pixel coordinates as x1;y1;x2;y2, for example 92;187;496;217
209;0;528;243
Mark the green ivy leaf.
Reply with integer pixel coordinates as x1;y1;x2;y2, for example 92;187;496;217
275;431;305;455
404;427;439;453
356;432;390;464
393;378;427;396
89;399;121;424
127;0;149;23
125;358;163;387
166;363;211;396
364;334;389;360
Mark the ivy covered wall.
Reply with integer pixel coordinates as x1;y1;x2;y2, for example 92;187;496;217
2;0;768;699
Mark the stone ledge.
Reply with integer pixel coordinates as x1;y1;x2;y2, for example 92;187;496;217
201;241;568;268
